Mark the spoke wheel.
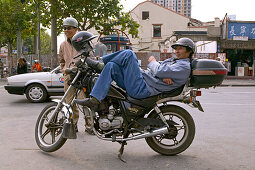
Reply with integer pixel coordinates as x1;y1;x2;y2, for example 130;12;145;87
35;102;67;152
145;105;195;155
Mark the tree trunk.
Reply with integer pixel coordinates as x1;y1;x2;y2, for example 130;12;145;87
50;0;58;69
7;42;13;75
51;17;58;69
34;34;38;57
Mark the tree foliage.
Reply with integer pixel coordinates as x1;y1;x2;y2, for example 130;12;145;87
0;0;139;70
0;0;139;48
40;0;139;36
0;0;37;72
0;0;35;46
23;29;51;54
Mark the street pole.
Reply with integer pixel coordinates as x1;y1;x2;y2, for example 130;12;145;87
35;0;41;63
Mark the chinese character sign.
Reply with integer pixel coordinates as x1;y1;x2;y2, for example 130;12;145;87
228;22;255;39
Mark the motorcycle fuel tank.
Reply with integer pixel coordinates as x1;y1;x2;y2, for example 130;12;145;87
190;59;228;88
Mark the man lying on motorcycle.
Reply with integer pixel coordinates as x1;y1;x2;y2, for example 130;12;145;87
74;37;195;110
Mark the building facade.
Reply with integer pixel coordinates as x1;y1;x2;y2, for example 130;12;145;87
150;0;191;17
129;1;203;52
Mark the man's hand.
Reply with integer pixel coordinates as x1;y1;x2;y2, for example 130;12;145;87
163;78;173;85
148;56;156;63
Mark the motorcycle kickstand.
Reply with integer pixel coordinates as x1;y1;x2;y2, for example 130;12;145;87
118;141;127;163
118;125;129;163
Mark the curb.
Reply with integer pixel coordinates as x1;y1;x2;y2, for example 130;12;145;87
220;84;255;87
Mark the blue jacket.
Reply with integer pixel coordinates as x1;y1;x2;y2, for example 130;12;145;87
141;57;191;96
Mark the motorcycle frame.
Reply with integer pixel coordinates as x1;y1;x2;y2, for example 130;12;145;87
87;79;203;142
45;54;203;142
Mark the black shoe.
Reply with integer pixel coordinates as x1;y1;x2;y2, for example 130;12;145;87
74;97;100;110
86;58;104;73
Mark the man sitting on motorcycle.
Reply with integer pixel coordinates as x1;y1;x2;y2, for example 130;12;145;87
74;37;195;110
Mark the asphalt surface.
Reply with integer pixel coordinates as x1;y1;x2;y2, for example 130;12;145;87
1;79;255;169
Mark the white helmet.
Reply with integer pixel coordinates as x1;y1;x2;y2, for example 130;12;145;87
63;17;78;28
171;38;195;53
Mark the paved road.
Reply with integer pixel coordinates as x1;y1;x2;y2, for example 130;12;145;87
0;81;255;170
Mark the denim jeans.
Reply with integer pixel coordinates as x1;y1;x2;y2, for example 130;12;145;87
90;50;150;101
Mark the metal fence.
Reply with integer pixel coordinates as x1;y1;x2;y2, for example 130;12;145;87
23;54;53;68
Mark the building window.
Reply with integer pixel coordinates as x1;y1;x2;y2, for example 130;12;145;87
153;25;161;37
142;11;149;20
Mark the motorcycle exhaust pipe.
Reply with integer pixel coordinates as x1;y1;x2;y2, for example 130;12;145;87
94;127;169;142
121;127;169;141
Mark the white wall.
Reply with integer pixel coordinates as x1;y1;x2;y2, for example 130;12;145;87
195;41;217;53
129;1;190;52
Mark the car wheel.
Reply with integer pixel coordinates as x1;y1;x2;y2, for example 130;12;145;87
25;84;48;103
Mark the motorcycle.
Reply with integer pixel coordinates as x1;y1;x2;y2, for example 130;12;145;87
35;43;227;161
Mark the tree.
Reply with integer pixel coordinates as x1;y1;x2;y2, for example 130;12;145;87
40;30;51;55
0;0;36;73
40;0;139;35
1;0;140;70
23;29;51;55
39;0;139;67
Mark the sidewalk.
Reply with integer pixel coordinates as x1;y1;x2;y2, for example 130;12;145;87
221;78;255;86
220;76;255;86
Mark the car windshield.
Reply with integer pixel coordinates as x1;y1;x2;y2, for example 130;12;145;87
50;66;60;73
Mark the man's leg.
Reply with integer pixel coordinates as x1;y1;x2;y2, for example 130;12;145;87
75;50;150;108
103;50;134;66
90;59;150;101
102;50;150;98
64;75;79;125
90;62;123;101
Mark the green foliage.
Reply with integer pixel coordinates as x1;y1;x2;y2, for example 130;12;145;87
0;0;36;48
0;0;139;54
23;29;51;54
40;29;51;54
40;0;139;36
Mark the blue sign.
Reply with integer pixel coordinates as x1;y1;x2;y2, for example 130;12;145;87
228;22;255;39
217;42;221;53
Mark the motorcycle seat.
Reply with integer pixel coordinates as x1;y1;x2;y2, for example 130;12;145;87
126;85;185;107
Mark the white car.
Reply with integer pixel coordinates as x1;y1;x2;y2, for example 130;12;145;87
4;66;64;103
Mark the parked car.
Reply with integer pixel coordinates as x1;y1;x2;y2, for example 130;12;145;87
4;66;64;103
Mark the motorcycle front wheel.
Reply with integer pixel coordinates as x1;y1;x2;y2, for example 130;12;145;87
35;102;67;152
145;105;195;156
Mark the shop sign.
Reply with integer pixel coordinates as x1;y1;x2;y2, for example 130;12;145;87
233;36;248;41
221;40;255;50
228;22;255;39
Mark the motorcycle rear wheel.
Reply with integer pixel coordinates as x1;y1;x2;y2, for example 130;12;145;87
35;102;67;152
145;105;195;156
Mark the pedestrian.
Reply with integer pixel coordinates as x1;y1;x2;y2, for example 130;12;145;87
17;58;28;74
74;37;195;110
0;58;3;78
31;60;43;72
58;17;95;133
